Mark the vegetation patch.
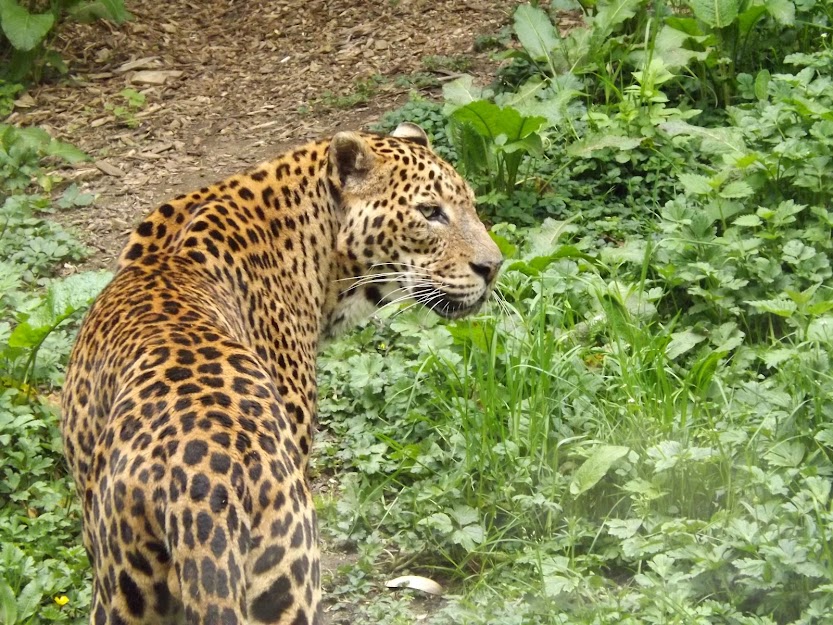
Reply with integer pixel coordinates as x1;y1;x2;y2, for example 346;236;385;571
1;0;832;623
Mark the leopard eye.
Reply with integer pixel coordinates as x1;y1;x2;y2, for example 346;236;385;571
416;204;447;224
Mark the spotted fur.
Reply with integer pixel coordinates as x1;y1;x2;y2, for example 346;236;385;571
61;123;501;625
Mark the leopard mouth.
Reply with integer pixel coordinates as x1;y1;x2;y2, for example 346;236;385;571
411;285;489;319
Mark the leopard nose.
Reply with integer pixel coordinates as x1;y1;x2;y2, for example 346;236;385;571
469;259;503;283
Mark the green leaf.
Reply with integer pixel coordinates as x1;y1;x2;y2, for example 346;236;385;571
15;579;42;621
592;0;643;41
736;4;768;35
754;69;771;101
507;245;597;276
490;232;517;259
659;121;747;157
719;180;753;198
0;0;55;51
513;4;560;61
606;518;642;539
442;75;490;108
567;134;643;157
687;0;740;27
765;441;804;467
747;297;797;318
570;445;630;496
450;100;546;143
450;505;479;527
807;316;833;343
69;0;132;23
9;271;112;348
733;215;762;227
0;579;16;625
666;330;706;359
420;512;453;534
452;524;485;551
45;139;89;163
765;0;795;25
645;25;709;69
678;173;714;195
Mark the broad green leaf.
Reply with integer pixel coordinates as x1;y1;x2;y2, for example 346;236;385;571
451;100;546;143
665;16;705;36
452;524;485;551
687;0;740;27
733;215;762;227
567;134;643;157
513;4;560;61
507;245;596;276
419;512;453;534
2;123;50;149
0;0;54;51
737;5;768;35
592;0;643;40
9;271;112;348
678;173;714;195
489;232;517;259
528;219;579;256
719;180;753;198
606;518;642;539
666;330;706;359
641;25;709;69
754;69;771;101
15;579;42;621
450;505;479;527
765;0;795;25
442;75;490;108
570;445;630;496
765;441;804;467
807;316;833;343
747;297;797;318
45;139;89;164
0;579;16;625
659;121;746;157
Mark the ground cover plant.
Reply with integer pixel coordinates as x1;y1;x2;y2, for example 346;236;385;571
0;124;107;624
1;1;832;623
315;2;833;623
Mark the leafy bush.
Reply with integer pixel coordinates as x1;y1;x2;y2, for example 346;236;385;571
0;0;131;82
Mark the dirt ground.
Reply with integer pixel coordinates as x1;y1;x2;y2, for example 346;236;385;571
8;0;521;620
10;0;519;271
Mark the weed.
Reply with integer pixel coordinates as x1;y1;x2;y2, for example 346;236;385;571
104;88;146;128
318;75;385;110
422;55;472;73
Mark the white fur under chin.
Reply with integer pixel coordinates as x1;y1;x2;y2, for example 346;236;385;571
321;291;379;344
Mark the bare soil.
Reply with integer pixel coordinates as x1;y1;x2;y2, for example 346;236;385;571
9;0;521;620
10;0;518;271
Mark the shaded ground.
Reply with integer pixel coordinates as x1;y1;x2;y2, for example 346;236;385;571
9;0;520;620
10;0;517;269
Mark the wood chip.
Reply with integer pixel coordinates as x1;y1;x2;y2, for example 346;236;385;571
130;70;184;86
95;160;126;177
117;56;161;73
13;93;36;108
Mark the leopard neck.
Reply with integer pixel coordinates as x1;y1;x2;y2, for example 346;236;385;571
172;140;344;461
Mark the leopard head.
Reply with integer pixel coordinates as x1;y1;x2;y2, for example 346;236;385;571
327;123;502;328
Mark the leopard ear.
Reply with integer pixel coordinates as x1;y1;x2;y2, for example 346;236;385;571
391;122;429;147
330;132;376;184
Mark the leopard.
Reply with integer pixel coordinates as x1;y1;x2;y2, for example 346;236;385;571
60;122;502;625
